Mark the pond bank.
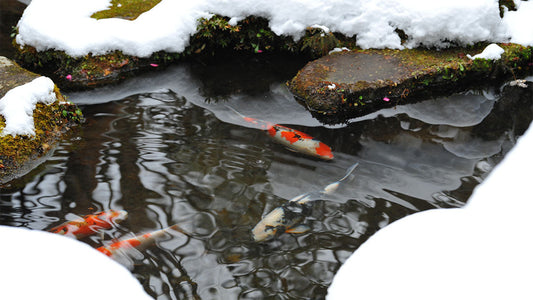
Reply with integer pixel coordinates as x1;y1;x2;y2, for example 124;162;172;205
0;56;82;186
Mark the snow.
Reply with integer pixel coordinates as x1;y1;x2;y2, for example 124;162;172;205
0;225;153;300
15;0;533;58
502;1;533;46
327;121;533;300
467;43;505;60
0;76;57;136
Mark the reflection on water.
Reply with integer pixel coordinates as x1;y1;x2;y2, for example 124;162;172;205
1;56;531;299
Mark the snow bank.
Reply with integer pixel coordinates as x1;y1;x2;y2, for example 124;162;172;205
0;76;57;136
0;226;153;300
15;0;532;58
327;120;533;299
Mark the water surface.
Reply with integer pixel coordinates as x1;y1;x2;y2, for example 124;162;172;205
1;56;532;299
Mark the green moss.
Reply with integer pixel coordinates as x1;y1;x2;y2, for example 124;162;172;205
91;0;162;20
300;27;341;58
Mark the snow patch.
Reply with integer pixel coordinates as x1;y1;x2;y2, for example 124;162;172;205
467;43;505;60
0;226;153;300
0;76;57;136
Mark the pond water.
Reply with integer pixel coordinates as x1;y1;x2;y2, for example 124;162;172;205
1;52;532;299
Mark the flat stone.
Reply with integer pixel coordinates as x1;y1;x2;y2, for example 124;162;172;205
289;44;532;124
325;52;410;84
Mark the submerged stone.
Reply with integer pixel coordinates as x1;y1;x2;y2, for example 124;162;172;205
288;44;532;124
0;56;83;186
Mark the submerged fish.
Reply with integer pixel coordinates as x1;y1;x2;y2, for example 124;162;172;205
49;210;128;239
226;106;334;160
96;225;183;257
252;163;359;242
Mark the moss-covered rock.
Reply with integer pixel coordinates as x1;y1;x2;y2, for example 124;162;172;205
12;4;355;90
0;56;83;185
288;43;532;124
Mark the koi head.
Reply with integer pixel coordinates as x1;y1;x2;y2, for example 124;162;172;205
50;209;128;238
251;202;311;242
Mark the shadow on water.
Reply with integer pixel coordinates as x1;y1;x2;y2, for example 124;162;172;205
1;45;533;299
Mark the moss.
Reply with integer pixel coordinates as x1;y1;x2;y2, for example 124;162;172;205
499;0;517;17
91;0;162;20
300;27;341;58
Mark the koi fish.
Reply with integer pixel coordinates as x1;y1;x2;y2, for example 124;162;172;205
252;163;359;242
49;210;128;239
96;224;183;257
226;106;334;160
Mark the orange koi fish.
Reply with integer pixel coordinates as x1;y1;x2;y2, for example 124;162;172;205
97;225;183;257
226;106;334;160
252;163;359;242
49;210;128;239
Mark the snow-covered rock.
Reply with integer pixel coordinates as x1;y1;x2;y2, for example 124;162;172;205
14;0;533;58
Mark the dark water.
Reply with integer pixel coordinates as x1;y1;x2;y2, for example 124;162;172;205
2;3;533;299
1;54;532;299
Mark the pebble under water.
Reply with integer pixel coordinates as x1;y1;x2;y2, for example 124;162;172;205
1;56;532;299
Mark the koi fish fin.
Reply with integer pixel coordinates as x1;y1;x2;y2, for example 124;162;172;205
338;162;359;182
285;146;299;153
166;224;187;235
286;224;310;234
225;105;248;119
323;162;359;194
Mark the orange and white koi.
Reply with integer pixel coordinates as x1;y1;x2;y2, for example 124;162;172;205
49;210;128;239
96;225;183;257
226;106;334;160
252;163;359;242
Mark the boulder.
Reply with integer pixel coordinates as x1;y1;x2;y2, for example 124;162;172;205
289;44;532;124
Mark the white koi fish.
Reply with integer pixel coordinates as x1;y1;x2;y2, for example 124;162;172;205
226;106;334;160
252;163;359;242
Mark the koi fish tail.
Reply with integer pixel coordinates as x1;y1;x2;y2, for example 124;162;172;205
225;105;273;130
338;162;359;183
323;162;359;194
225;105;248;119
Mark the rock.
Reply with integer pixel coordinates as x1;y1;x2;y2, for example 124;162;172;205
0;56;82;186
289;44;532;124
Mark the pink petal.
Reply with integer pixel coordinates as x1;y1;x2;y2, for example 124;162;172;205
150;63;159;67
383;97;390;102
66;74;72;81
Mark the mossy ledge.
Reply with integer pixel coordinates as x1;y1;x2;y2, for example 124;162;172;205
288;43;532;124
0;57;83;186
12;14;354;91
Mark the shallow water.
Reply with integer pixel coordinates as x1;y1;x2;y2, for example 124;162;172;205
1;52;532;299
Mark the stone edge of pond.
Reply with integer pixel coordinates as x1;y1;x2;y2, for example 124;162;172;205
288;44;532;124
10;14;356;91
0;56;83;186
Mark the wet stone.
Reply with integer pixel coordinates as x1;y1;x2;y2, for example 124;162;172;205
288;45;532;124
325;52;410;84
